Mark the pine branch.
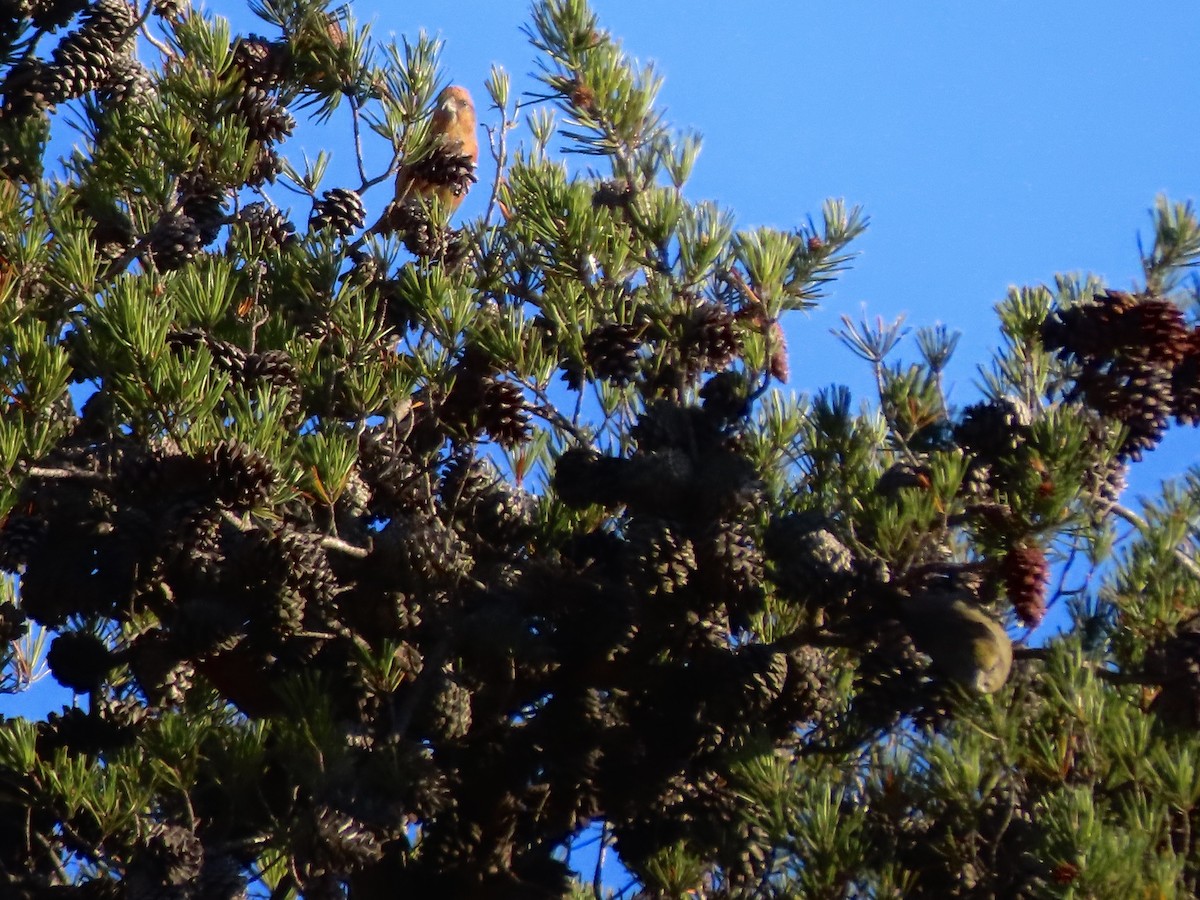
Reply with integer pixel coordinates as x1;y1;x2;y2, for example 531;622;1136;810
1111;503;1200;581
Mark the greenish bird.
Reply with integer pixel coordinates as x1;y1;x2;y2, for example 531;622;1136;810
900;591;1013;694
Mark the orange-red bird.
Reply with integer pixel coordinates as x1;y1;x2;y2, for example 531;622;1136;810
371;85;479;235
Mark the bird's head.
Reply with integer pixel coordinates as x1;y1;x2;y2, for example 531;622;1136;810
436;85;475;123
429;85;478;158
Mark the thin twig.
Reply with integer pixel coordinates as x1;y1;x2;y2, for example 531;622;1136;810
140;21;173;58
24;464;110;484
518;377;590;444
592;820;608;899
483;114;514;229
34;832;71;885
218;510;370;558
319;534;370;558
349;92;370;188
219;510;252;533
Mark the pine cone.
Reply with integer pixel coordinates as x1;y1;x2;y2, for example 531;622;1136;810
2;56;54;116
399;213;465;263
1077;411;1128;514
627;518;697;596
80;0;135;46
678;301;741;376
696;517;765;629
700;516;763;595
235;85;294;142
110;445;165;500
299;874;344;900
1123;297;1193;364
631;399;712;453
767;318;789;383
29;0;89;32
179;173;227;245
205;440;274;509
151;0;185;17
232;33;290;87
425;671;473;740
169;329;250;377
765;512;855;608
1042;289;1141;363
478;378;531;447
44;0;134;101
236;200;296;249
97;54;155;108
1090;461;1128;513
310;187;365;236
699;370;752;423
954;397;1031;462
147;210;201;270
128;630;193;707
1002;543;1048;627
240;347;288;384
245;146;282;185
164;509;224;591
439;455;534;547
0;512;47;572
852;628;929;735
578;322;643;387
1076;359;1173;460
198;854;249;900
408;149;477;200
265;588;306;641
0;602;27;643
370;515;473;593
296;806;383;878
17;524;124;626
46;631;113;693
36;705;135;757
86;202;135;259
722;643;789;717
126;823;204;893
172;595;245;657
243;348;302;415
1171;328;1200;425
592;179;635;210
551;447;628;509
1043;291;1188;459
271;528;337;606
47;29;118;100
772;645;841;726
94;692;148;729
357;425;430;511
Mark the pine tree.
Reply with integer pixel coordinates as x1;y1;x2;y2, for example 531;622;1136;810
1;0;1199;897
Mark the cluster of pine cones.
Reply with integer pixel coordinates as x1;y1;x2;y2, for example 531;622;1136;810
0;1;372;273
0;383;833;894
0;0;142;115
1043;289;1200;460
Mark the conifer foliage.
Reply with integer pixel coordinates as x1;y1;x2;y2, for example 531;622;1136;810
1;0;1200;897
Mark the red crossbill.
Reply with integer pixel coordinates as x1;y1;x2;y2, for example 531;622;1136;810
370;85;479;235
